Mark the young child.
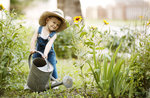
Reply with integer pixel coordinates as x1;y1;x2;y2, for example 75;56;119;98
30;9;67;80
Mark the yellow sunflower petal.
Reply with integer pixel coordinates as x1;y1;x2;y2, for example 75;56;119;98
103;19;109;25
139;16;144;19
147;22;150;26
0;4;5;11
73;16;82;23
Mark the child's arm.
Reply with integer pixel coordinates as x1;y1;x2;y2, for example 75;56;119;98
43;34;57;58
30;30;38;54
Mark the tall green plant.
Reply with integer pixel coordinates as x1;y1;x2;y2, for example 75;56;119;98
0;10;30;94
129;28;150;97
87;42;134;98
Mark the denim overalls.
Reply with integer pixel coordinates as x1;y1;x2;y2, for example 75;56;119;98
33;26;58;79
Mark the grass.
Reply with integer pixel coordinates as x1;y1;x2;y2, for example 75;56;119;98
1;58;99;97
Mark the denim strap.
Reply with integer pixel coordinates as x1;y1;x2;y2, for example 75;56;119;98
38;26;56;38
49;31;56;38
38;26;43;34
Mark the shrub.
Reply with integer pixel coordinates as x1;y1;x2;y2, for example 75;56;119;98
71;21;137;97
54;24;77;59
0;10;31;94
130;29;150;97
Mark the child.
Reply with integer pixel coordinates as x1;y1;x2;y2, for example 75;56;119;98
30;9;67;80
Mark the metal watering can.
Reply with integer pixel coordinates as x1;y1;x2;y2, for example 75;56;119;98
27;51;73;92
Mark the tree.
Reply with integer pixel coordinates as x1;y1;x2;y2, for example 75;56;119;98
57;0;83;18
10;0;34;14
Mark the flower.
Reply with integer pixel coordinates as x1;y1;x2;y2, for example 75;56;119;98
147;22;150;26
73;16;82;23
146;20;150;26
0;4;5;11
103;19;109;25
139;16;144;19
90;26;97;30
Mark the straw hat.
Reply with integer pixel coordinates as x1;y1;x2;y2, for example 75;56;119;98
39;9;67;32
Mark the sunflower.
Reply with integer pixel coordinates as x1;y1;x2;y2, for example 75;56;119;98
139;16;144;19
103;19;109;25
0;4;5;11
73;16;82;23
146;20;150;26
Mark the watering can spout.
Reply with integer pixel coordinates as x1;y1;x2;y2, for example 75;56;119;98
51;76;73;88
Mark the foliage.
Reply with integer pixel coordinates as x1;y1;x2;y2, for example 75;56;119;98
10;0;49;14
0;10;31;94
74;24;134;97
106;26;136;53
87;42;135;98
129;26;150;97
70;18;150;97
54;27;75;59
10;0;34;14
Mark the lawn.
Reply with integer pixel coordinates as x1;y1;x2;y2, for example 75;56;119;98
1;58;98;98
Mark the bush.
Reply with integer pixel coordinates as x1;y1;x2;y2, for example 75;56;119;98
54;25;76;59
10;0;34;14
71;20;150;97
0;10;31;94
130;30;150;97
106;26;136;53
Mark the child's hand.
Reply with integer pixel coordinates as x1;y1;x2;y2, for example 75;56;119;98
30;49;36;54
42;54;48;59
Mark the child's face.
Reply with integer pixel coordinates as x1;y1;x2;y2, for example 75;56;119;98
46;17;61;32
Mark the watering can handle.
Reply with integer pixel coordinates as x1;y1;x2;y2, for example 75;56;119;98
28;50;49;68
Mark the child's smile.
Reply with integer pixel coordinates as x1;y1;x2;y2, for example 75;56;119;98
46;17;61;31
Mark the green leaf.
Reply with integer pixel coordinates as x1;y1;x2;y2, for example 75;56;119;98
75;24;79;28
84;42;94;46
107;41;122;80
64;46;73;49
96;47;104;50
139;42;142;47
12;33;18;39
113;59;124;76
80;32;87;37
128;54;138;68
103;57;108;80
6;39;12;45
79;25;85;33
87;60;102;89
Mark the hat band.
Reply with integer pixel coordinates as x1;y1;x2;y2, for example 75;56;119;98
52;11;64;18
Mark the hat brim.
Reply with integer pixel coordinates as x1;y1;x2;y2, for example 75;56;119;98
39;11;67;32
